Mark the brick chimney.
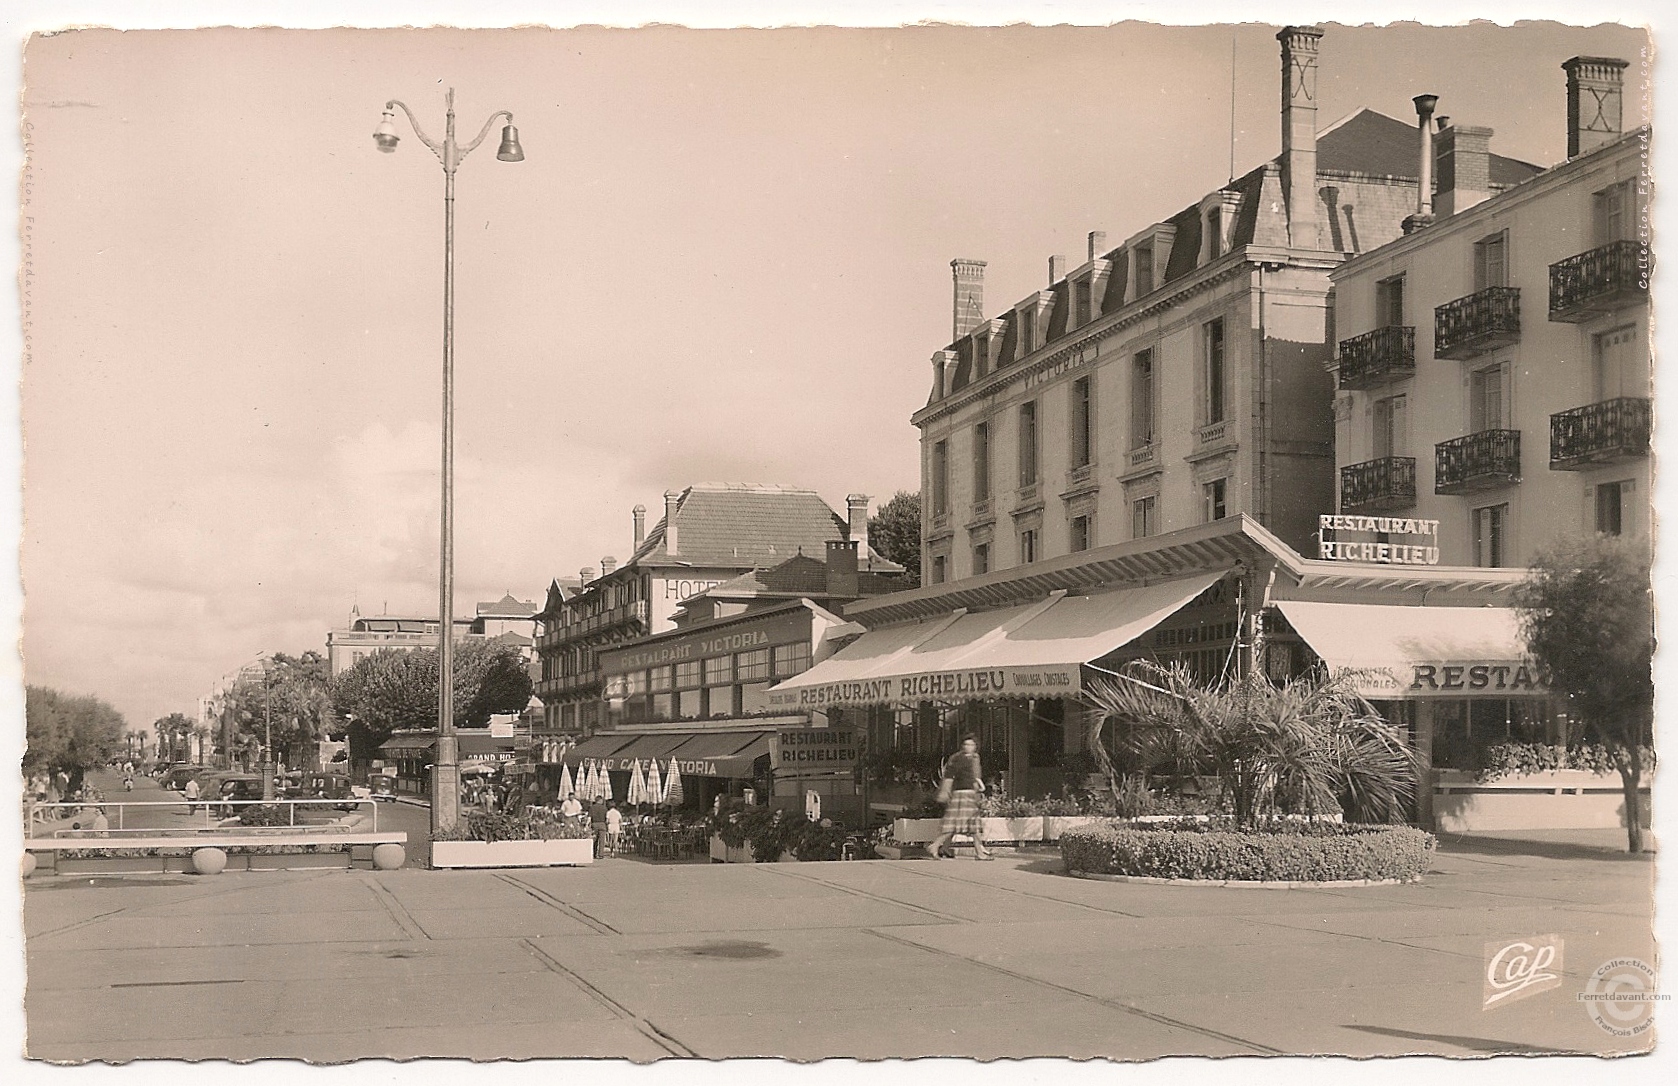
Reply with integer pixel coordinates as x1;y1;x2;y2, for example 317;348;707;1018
663;490;681;555
1048;255;1067;285
825;539;860;598
1087;231;1107;261
1435;124;1493;217
1277;26;1324;249
1564;56;1629;158
632;504;646;548
1402;94;1439;234
600;556;617;575
846;493;870;564
951;259;987;342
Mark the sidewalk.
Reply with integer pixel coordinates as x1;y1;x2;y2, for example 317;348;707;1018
22;837;1657;1061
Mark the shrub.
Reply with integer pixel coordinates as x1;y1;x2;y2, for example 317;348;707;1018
1060;819;1435;882
1475;742;1657;783
237;804;291;827
433;812;592;843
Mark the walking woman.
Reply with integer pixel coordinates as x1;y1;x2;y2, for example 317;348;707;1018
927;734;993;860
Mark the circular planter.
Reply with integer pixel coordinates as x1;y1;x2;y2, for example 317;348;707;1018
22;852;37;878
1060;820;1435;884
372;842;406;870
191;847;229;875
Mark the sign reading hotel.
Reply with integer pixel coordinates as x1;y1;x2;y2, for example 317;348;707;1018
1319;514;1441;565
769;666;1079;710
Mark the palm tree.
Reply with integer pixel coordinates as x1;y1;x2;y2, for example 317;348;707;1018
1083;659;1419;829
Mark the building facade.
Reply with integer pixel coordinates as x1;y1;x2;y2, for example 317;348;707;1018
532;484;898;738
1329;58;1650;567
914;26;1539;585
324;594;539;678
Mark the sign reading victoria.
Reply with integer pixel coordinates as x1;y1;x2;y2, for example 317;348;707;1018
768;666;1079;710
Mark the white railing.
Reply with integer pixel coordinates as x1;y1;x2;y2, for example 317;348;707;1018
23;798;382;839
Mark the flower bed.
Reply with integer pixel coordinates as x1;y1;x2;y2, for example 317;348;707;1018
1060;819;1435;883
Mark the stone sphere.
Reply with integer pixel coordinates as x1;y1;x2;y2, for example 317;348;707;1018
191;847;228;875
21;852;37;878
372;843;406;870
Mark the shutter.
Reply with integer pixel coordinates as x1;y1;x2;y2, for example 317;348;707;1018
1391;394;1409;457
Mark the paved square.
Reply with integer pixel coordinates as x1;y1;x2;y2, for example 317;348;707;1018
22;837;1657;1061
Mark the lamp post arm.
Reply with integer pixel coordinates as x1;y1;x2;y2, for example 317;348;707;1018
457;110;515;164
386;99;445;163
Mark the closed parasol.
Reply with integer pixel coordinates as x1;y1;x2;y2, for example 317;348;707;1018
646;758;664;805
663;757;684;807
558;761;574;799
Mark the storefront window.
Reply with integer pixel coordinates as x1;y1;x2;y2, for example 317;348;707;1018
1431;698;1551;770
652;693;674;719
676;689;703;720
626;670;648;695
675;661;701;689
704;656;733;685
650;666;673;693
772;642;812;677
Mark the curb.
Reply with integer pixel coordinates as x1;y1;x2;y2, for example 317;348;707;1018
1064;869;1417;889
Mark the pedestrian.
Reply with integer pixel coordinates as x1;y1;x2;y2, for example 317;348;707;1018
560;791;582;822
926;734;993;861
589;795;609;857
605;801;623;854
183;775;201;812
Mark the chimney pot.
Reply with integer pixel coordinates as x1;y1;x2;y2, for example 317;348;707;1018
663;490;681;555
1436;115;1450;131
1048;254;1067;285
1411;94;1439;222
1087;231;1106;261
579;566;596;586
1564;56;1629;158
950;259;987;342
600;556;617;575
632;504;647;548
1277;26;1325;249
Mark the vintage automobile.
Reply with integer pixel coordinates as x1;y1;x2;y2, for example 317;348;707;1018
368;772;398;803
296;772;367;812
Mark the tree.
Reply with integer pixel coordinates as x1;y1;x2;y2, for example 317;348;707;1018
26;686;127;794
221;652;337;770
1083;661;1419;829
330;640;533;765
1515;534;1654;853
153;712;195;763
869;490;921;586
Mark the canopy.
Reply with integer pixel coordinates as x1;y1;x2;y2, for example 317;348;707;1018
767;572;1222;709
666;731;773;778
1273;600;1543;699
557;730;775;779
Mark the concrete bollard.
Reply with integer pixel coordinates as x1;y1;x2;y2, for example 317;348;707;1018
22;852;37;878
192;848;228;875
372;843;406;871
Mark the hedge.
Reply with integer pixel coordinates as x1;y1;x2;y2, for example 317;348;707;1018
1060;819;1435;882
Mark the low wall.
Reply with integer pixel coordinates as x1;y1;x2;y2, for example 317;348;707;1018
24;830;407;875
891;816;1098;844
1433;770;1651;833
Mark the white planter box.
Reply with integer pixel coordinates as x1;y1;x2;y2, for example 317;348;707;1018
1043;816;1099;840
430;838;594;869
891;816;1080;844
1433;769;1650;832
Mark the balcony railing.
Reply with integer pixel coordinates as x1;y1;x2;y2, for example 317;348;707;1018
1196;419;1229;447
1339;457;1417;513
1550;397;1651;470
1337;326;1415;390
1434;287;1521;360
1435;429;1522;494
1127;443;1157;471
1549;240;1650;322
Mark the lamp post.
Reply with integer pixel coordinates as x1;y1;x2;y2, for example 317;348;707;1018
373;89;525;835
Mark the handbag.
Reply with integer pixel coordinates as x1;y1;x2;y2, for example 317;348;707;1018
935;778;954;805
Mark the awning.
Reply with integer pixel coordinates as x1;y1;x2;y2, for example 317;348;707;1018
1274;600;1544;699
669;731;774;778
378;735;437;755
558;730;773;778
767;571;1222;709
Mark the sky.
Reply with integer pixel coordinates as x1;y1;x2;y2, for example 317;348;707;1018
10;13;1657;733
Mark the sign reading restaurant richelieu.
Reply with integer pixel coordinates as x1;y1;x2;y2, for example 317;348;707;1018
767;666;1079;710
774;727;859;771
1318;514;1441;565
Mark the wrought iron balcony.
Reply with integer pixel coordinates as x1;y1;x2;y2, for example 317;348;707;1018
1337;326;1415;390
1550;397;1651;470
1339;457;1417;513
1434;287;1521;360
1549;240;1650;322
1435;429;1521;494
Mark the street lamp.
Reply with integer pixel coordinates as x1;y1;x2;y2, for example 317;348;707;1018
373;88;525;836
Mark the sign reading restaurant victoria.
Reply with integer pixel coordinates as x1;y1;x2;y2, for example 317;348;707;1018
767;666;1079;710
1318;514;1440;565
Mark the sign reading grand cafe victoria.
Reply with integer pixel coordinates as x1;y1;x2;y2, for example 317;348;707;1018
767;517;1555;823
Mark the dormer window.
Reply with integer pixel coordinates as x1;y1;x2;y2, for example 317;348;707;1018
1132;244;1154;296
1074;277;1093;327
1198;190;1241;266
1205;210;1222;260
1018;305;1038;355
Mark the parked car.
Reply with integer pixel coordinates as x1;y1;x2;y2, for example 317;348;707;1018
297;772;365;812
160;765;209;791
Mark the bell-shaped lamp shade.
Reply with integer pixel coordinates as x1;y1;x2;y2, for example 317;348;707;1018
496;123;525;162
373;110;401;153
